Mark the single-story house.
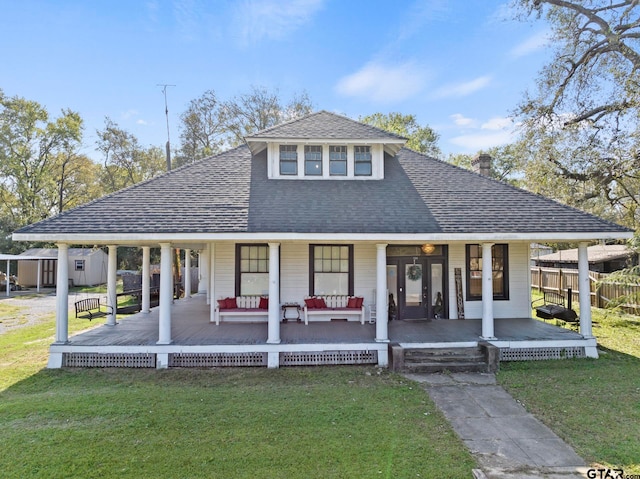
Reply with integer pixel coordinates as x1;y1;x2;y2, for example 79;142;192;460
17;248;108;287
12;111;633;369
533;244;637;273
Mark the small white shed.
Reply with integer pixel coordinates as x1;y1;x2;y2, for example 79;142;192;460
18;248;108;287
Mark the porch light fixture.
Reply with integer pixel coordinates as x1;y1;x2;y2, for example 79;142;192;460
421;243;436;254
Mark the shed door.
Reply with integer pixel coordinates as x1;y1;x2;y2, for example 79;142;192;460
41;260;56;287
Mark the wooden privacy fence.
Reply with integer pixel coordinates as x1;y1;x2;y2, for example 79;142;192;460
531;267;640;314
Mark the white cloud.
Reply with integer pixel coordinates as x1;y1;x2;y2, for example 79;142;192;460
509;31;549;59
121;109;139;120
449;130;514;151
450;113;476;127
433;75;492;99
481;117;512;130
136;119;148;125
335;61;428;103
234;0;325;45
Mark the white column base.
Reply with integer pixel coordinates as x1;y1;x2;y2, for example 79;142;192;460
480;335;496;341
585;345;599;358
267;351;280;368
156;353;170;369
47;352;64;369
377;349;389;367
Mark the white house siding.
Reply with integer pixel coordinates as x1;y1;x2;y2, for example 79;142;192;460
449;242;531;320
280;242;309;304
210;242;378;306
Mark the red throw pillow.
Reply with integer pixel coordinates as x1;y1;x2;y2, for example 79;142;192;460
347;297;358;308
225;297;237;309
304;298;316;308
217;299;228;309
259;296;268;309
356;297;364;308
315;297;327;309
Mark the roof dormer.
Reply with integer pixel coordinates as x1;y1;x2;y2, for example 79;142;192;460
244;111;407;180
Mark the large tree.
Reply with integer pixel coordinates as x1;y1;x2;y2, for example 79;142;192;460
514;0;640;228
96;118;166;193
175;86;314;166
221;86;313;146
360;112;441;158
0;90;84;226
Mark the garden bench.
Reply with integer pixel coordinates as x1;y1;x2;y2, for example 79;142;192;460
303;295;366;325
75;298;113;321
532;290;578;323
213;295;269;325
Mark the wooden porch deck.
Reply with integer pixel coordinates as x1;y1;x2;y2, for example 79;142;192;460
67;294;584;347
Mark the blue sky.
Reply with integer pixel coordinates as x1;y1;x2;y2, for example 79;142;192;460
0;0;550;159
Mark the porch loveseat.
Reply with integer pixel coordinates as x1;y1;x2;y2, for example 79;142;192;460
213;296;268;325
302;295;366;325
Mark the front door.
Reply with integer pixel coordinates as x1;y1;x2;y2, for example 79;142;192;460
387;257;447;320
42;260;56;287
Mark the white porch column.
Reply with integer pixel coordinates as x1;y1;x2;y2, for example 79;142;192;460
55;244;69;343
5;259;9;297
480;242;496;340
141;246;150;313
375;243;389;343
106;245;117;326
184;249;191;299
205;244;212;304
157;242;173;345
198;250;207;294
209;243;216;323
578;242;594;338
267;242;281;345
36;259;41;293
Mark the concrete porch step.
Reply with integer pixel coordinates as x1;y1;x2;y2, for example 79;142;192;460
391;343;500;374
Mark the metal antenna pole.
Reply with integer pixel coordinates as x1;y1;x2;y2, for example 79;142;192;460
157;84;175;171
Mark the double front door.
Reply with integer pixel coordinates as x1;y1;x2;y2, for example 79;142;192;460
387;257;447;320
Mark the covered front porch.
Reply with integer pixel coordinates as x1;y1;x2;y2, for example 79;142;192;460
49;294;593;369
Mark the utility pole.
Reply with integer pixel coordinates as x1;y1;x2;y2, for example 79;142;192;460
157;84;181;297
157;84;175;171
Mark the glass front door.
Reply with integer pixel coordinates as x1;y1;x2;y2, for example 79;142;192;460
387;256;447;320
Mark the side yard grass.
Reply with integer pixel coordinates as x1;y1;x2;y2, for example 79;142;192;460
498;298;640;474
0;307;476;479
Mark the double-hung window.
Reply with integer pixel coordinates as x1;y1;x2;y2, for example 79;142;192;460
279;145;297;175
466;244;509;300
304;145;323;176
354;146;372;176
329;145;347;176
236;244;269;296
309;245;353;296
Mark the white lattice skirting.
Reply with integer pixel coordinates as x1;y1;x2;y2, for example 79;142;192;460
169;352;268;367
280;350;378;366
499;347;586;361
63;353;156;368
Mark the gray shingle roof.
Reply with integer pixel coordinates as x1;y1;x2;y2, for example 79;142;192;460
246;110;407;141
14;144;630;238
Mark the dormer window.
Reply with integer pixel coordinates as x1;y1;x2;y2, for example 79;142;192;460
304;145;323;176
329;146;347;176
279;145;298;175
354;146;372;176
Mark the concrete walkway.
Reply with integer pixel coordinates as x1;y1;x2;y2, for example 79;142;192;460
404;372;589;479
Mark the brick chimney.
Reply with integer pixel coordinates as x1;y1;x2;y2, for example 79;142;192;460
472;154;492;177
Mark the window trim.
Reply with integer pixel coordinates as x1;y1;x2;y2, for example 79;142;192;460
309;244;354;296
304;145;323;176
465;244;509;301
235;244;270;297
329;145;347;176
279;145;298;175
74;260;85;271
354;145;372;176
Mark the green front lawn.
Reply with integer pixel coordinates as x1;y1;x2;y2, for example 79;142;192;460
499;300;640;474
0;311;475;479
